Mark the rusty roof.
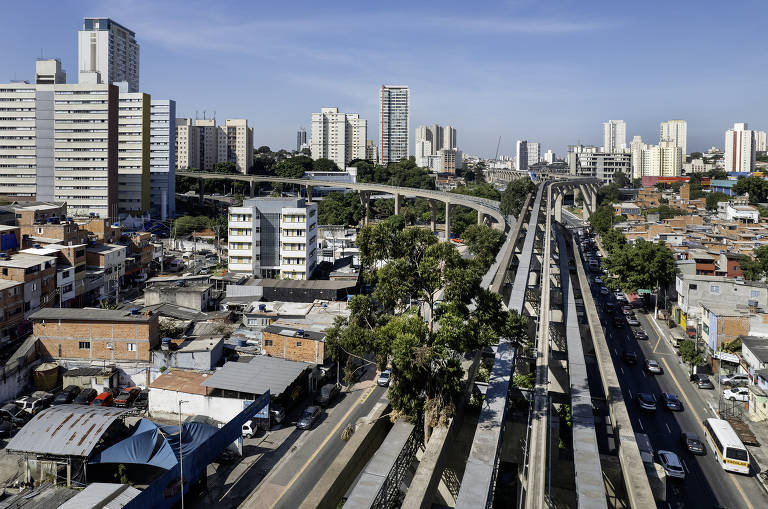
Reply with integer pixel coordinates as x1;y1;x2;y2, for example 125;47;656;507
6;405;128;457
149;369;211;396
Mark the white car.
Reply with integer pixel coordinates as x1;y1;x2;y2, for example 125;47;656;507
720;373;749;387
723;387;749;402
377;369;392;387
657;450;686;480
645;359;662;374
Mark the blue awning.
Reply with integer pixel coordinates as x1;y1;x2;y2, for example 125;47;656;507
0;233;18;251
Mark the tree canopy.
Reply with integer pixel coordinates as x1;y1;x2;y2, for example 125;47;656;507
313;158;340;172
740;246;768;281
500;179;535;217
589;205;623;234
733;176;768;204
706;191;730;211
604;239;677;293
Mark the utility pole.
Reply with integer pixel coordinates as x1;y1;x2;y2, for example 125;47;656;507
178;398;188;509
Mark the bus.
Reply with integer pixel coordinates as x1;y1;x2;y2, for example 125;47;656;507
702;418;750;474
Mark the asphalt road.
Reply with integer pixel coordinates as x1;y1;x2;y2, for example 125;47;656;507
588;274;768;508
243;379;388;509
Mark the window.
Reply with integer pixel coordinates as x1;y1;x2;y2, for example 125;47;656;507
264;339;273;346
710;285;720;295
296;341;302;346
127;343;137;352
689;284;697;290
79;341;90;349
751;290;760;298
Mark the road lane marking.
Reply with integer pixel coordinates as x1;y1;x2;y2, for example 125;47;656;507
682;459;689;474
666;423;671;433
653;327;663;353
620;367;624;375
637;419;644;431
269;387;375;508
359;386;375;405
660;357;755;509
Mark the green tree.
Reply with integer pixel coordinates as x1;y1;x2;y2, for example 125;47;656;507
733;175;768;204
274;159;308;179
690;152;703;160
256;145;272;154
705;191;730;211
589;205;616;234
313;158;339;172
613;171;630;188
740;246;768;281
462;224;504;271
605;239;677;293
597;183;621;205
706;169;728;180
645;204;687;220
601;227;626;254
213;161;238;174
679;340;705;375
318;191;363;225
500;179;535;217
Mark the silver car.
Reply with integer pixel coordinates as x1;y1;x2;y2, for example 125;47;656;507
657;450;685;480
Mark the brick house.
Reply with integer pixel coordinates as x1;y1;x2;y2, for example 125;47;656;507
0;252;57;318
262;324;326;364
0;280;24;343
32;308;160;362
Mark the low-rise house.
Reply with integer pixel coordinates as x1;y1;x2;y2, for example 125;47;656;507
0;280;24;344
144;281;216;311
699;302;750;355
151;335;224;371
32;307;160;363
262;324;326;364
0;252;57;318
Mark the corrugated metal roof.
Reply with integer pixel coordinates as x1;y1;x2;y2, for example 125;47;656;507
201;356;310;396
58;483;141;509
6;405;128;457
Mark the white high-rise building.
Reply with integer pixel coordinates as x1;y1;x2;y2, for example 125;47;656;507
150;100;176;220
365;140;378;162
116;84;150;214
527;142;540;166
78;18;139;93
602;120;627;152
228;197;318;280
630;136;647;179
756;130;767;152
414;139;433;168
379;85;410;164
0;59;119;216
415;124;457;154
660;120;687;158
543;150;555;164
639;142;682;177
725;122;756;173
174;118;253;172
310;108;366;169
516;140;529;172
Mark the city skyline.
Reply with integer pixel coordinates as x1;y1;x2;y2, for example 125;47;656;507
1;1;766;157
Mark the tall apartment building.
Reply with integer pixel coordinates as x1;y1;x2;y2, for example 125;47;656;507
365;140;378;162
568;151;631;184
516;140;529;172
228;197;318;280
78;18;139;93
174;118;253;172
602;119;627;152
543;150;555;164
149;100;176;220
629;136;646;179
527;142;540;166
756;131;767;152
660;119;687;158
415;124;457;153
725;122;756;173
639;142;683;177
116;85;150;214
297;128;307;151
0;59;119;217
379;85;410;164
310;108;366;169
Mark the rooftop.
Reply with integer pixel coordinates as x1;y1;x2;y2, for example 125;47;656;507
86;244;125;254
202;355;311;396
150;369;210;396
31;307;155;323
0;279;22;291
6;405;128;457
0;252;57;268
741;336;768;362
264;323;326;341
700;301;750;316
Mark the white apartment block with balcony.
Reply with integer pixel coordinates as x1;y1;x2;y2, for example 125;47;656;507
149;100;176;220
310;108;366;169
175;118;252;172
379;85;409;164
228;198;318;280
725;122;756;173
116;85;150;214
660;119;687;158
78;18;140;93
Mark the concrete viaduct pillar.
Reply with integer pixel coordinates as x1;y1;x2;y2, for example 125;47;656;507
394;193;401;216
249;179;256;198
198;178;205;206
429;200;438;233
445;202;452;240
477;211;486;225
306;185;314;203
554;190;563;223
360;192;371;226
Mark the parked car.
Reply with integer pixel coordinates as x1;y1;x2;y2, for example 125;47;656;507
74;388;98;405
600;286;609;295
114;387;141;408
0;403;28;426
0;418;13;438
51;385;82;406
634;329;649;340
614;291;626;301
623;308;635;316
91;391;114;407
627;317;640;326
644;359;662;375
133;389;149;410
661;393;683;411
314;383;341;408
15;396;45;416
719;373;749;387
622;351;638;365
723;387;749;402
613;317;624;328
378;369;392;387
657;450;686;479
297;405;321;430
594;277;604;285
637;393;657;412
680;432;705;455
606;302;616;312
694;374;714;390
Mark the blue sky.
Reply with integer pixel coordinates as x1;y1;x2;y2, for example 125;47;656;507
2;0;767;157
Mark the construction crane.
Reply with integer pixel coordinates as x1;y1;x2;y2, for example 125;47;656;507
494;136;502;160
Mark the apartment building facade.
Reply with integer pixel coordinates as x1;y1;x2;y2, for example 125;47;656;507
78;18;140;92
0;252;57;319
228;197;318;280
379;85;409;164
149;100;176;220
0;280;24;344
725;122;756;173
660;119;687;158
310;108;366;169
175;118;253;173
116;88;150;214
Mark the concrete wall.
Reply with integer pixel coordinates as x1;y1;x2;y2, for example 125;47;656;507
149;387;251;422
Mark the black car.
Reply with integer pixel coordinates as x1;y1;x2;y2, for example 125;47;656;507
636;392;656;412
661;393;683;411
51;385;81;406
74;388;98;405
623;351;638;365
0;418;13;438
606;302;616;313
133;389;149;410
314;383;341;408
681;432;705;455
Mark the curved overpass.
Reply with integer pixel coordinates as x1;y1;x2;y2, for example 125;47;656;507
178;171;510;232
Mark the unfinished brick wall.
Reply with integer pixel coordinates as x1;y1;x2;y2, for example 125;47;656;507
262;330;325;364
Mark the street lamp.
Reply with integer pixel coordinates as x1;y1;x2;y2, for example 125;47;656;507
178;399;189;509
